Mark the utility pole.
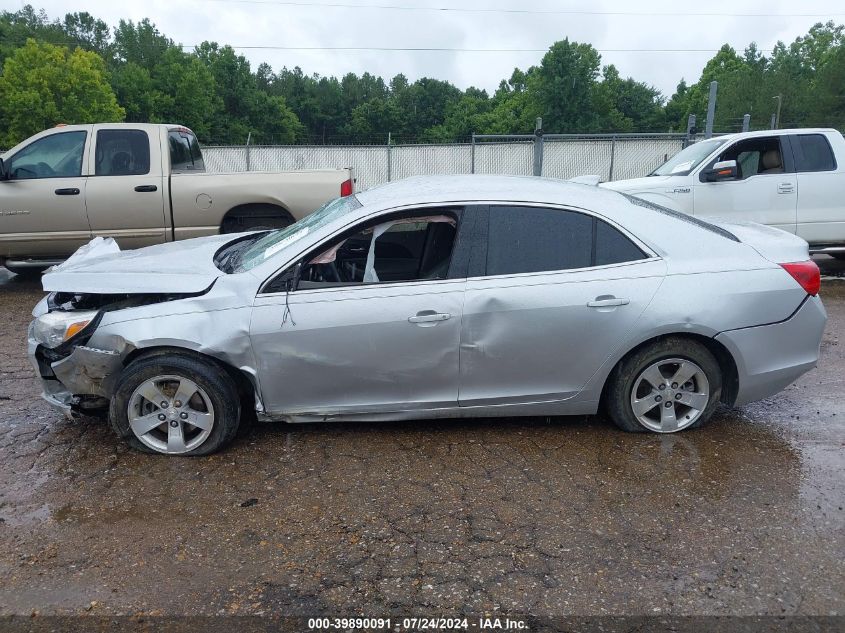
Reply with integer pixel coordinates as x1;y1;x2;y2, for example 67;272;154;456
772;95;782;129
704;81;718;139
684;114;697;148
742;114;751;133
532;117;544;177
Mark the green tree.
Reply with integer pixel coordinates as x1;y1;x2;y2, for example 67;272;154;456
808;43;845;129
149;48;220;139
0;39;124;146
195;42;303;143
528;39;602;132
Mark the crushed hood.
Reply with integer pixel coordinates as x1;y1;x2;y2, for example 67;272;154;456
42;234;239;294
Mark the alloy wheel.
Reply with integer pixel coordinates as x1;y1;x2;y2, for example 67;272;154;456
127;375;215;454
629;358;710;433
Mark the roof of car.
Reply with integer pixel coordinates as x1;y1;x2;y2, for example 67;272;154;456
356;174;632;213
712;127;840;143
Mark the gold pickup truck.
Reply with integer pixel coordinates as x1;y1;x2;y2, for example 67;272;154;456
0;123;354;275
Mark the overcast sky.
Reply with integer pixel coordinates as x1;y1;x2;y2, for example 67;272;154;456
4;0;844;98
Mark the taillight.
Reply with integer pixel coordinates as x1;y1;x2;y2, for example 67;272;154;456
340;178;353;197
780;260;820;296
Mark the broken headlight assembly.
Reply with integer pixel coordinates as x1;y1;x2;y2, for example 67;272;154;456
30;310;100;349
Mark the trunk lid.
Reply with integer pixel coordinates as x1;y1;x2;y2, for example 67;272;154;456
41;234;238;294
707;219;810;263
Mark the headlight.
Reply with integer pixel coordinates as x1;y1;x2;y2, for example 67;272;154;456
31;310;99;349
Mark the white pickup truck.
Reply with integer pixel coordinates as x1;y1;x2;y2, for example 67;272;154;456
0;123;353;274
601;128;845;257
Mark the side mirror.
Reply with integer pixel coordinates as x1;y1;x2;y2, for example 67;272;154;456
703;159;738;182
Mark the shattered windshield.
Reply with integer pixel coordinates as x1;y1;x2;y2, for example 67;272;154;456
232;195;362;272
650;138;725;176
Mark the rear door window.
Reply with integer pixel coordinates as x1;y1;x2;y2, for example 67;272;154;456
94;129;150;176
487;206;593;275
485;206;645;276
790;134;837;172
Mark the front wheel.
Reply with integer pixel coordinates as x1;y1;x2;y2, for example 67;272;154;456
605;337;722;433
109;354;241;455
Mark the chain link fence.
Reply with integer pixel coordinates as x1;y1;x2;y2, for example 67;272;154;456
202;133;690;190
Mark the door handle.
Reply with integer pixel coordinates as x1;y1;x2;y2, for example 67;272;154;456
54;188;80;196
408;311;451;324
587;296;630;308
134;185;158;192
777;183;794;194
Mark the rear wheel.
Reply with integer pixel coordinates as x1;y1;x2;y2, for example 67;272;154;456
109;354;241;455
606;337;722;433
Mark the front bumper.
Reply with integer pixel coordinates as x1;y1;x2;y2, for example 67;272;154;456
27;335;75;418
715;295;827;406
27;333;124;417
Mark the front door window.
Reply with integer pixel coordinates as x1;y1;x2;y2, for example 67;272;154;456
7;131;87;180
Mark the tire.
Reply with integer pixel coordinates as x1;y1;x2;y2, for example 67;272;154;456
605;337;722;433
109;353;241;455
221;204;294;233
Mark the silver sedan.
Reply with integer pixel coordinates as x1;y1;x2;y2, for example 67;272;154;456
27;176;826;455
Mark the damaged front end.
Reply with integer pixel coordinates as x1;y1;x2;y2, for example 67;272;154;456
28;290;206;418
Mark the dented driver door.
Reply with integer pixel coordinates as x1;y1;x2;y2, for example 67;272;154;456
250;279;465;416
248;207;476;417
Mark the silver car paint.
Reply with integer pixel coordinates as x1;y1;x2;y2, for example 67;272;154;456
28;175;824;424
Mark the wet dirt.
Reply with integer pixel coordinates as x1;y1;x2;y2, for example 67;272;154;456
0;260;842;617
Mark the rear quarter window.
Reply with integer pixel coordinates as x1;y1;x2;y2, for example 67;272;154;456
791;134;837;172
169;130;205;172
595;220;646;266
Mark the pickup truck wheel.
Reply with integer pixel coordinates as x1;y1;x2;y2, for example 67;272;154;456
221;204;294;233
109;354;241;456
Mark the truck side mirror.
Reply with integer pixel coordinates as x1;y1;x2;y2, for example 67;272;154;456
703;159;738;182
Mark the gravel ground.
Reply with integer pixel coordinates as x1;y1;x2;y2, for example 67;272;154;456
0;259;843;622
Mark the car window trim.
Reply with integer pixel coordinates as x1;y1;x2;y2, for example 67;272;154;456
261;275;466;299
465;257;662;285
